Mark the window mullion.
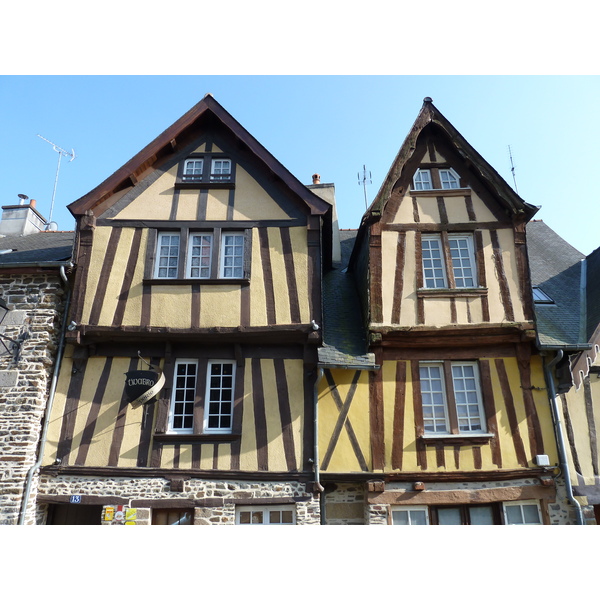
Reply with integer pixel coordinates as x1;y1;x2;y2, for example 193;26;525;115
212;228;222;279
192;358;208;434
443;360;460;434
430;168;442;189
178;227;189;280
440;232;456;289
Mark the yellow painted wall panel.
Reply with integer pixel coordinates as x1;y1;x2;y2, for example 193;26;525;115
415;197;440;224
175;189;201;220
268;229;292;324
119;228;148;327
480;229;506;323
81;226;112;325
399;231;418;327
232;167;292;220
381;231;399;324
150;286;193;328
205;190;230;221
288;227;310;323
391;194;417;225
470;192;498;222
249;228;268;327
261;360;287;471
424;298;452;326
239;360;258;471
285;360;305;469
496;228;526;322
444;196;471;223
199;443;215;471
198;285;241;327
112;165;178;220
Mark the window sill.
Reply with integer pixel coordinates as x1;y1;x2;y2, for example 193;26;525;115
420;433;494;446
417;287;487;298
144;278;249;286
175;181;235;190
410;188;470;196
154;433;240;443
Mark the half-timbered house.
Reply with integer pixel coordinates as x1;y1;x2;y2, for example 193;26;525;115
317;98;575;525
36;95;334;525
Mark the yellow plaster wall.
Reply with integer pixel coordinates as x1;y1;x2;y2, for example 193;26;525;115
197;285;241;328
205;190;230;221
289;226;310;323
232;167;292;220
175;189;201;220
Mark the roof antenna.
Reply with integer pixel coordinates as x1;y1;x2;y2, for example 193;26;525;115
508;145;518;194
358;164;372;210
37;134;76;227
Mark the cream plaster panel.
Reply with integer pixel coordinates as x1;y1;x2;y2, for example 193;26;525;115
261;360;287;471
232;167;292;220
382;361;398;468
249;228;268;327
496;228;525;322
393;194;417;225
444;196;471;223
150;286;192;328
268;229;292;324
112;164;178;220
239;360;258;471
530;355;558;462
285;360;305;469
198;285;241;327
414;196;440;224
42;349;73;465
86;358;134;466
480;230;506;323
454;297;470;324
403;373;419;471
176;189;201;220
97;229;135;326
116;398;148;468
81;227;112;325
423;298;452;326
399;231;418;327
120;229;148;327
289;227;310;323
381;231;400;324
199;442;215;471
191;143;207;153
205;190;230;221
467;296;484;324
212;144;223;152
469;191;498;222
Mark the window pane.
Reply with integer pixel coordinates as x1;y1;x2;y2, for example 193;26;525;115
422;236;447;288
221;234;245;278
392;511;409;525
169;361;197;432
156;233;180;278
469;506;495;525
505;505;524;524
419;364;449;433
409;510;428;525
523;504;541;524
188;234;212;278
449;236;475;288
205;362;235;432
452;363;485;433
437;507;463;525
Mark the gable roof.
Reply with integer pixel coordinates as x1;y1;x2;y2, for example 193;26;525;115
0;231;74;267
365;97;539;224
68;94;331;220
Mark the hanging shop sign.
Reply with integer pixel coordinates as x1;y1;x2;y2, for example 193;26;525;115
125;369;165;408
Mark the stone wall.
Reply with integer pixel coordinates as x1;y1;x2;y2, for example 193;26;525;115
323;482;366;525
0;273;66;525
37;474;321;525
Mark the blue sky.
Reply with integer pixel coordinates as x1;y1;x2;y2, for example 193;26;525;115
1;75;599;254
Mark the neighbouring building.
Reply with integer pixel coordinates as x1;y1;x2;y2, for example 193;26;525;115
0;198;73;525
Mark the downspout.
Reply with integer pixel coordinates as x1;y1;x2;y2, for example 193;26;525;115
313;367;325;524
543;349;585;525
18;263;72;525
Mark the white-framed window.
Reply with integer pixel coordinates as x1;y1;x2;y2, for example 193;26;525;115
391;506;429;525
186;233;213;278
168;360;198;433
532;287;554;304
236;505;295;525
183;158;204;181
204;360;236;432
155;232;180;279
440;168;460;189
211;158;232;181
220;233;245;279
503;500;542;525
421;233;476;289
413;169;432;190
167;359;235;434
419;361;486;435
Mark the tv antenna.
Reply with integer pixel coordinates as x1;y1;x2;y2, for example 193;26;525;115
37;134;76;226
508;145;518;194
358;164;372;210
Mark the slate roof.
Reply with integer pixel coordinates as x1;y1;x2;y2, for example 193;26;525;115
586;245;600;339
318;230;377;369
0;231;74;266
527;220;585;348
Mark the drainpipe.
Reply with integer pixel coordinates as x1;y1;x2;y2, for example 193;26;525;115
18;263;72;525
543;349;585;525
313;367;325;524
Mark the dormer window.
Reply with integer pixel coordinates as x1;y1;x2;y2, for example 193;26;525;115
176;154;235;188
413;169;432;191
211;159;231;182
532;287;554;304
440;168;460;189
183;159;204;182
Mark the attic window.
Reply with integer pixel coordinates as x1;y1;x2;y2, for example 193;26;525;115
440;168;460;189
413;169;432;191
532;287;554;304
183;159;203;182
176;154;235;188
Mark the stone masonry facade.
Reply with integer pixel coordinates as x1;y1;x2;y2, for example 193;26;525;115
36;475;321;525
0;273;66;525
